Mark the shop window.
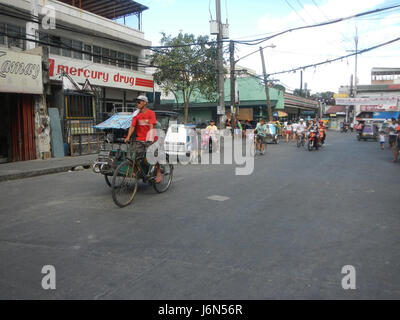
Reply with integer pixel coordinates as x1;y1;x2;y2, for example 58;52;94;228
93;46;101;63
72;40;83;60
125;54;132;69
49;35;61;55
117;52;125;68
83;44;92;61
61;38;72;57
102;48;110;65
132;56;138;70
110;50;117;66
7;24;24;49
67;95;94;118
0;23;5;45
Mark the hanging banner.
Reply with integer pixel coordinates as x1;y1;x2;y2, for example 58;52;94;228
0;49;43;94
335;96;399;111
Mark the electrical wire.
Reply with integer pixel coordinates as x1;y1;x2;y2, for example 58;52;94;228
267;36;400;77
283;0;308;25
233;4;400;46
2;2;399;50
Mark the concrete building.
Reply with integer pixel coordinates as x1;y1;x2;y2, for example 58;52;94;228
336;68;400;123
0;0;153;160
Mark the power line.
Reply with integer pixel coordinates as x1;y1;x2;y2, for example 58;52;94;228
295;0;317;24
1;2;399;51
283;0;308;25
234;4;400;46
267;36;400;76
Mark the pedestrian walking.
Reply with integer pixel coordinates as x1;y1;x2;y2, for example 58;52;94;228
379;131;385;150
388;118;397;149
392;123;400;163
190;128;199;162
292;120;299;143
284;121;292;143
226;118;232;136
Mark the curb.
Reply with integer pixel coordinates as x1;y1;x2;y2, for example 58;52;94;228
0;162;93;183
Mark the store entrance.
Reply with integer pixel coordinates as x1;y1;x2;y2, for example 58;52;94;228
0;93;36;162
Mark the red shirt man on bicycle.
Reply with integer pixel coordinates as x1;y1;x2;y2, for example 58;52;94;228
124;95;162;183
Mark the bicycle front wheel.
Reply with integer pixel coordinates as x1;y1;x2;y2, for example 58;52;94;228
111;160;138;208
153;162;174;193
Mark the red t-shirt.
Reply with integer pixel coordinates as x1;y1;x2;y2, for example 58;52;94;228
131;109;157;141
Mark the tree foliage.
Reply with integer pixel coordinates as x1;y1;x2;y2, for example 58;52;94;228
310;91;336;105
151;32;218;123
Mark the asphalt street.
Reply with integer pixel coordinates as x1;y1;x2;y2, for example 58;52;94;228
0;131;399;299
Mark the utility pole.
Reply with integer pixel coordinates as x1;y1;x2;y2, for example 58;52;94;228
354;27;358;98
216;0;225;128
300;70;303;97
260;47;273;122
230;40;236;130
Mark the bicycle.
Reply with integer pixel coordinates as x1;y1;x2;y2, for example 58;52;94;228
296;132;306;148
111;140;173;208
255;134;267;155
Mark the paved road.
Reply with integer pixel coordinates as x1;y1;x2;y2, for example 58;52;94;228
0;131;399;299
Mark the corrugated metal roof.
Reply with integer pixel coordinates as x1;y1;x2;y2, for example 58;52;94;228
57;0;148;19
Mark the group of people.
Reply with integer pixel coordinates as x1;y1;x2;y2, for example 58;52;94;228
282;119;326;144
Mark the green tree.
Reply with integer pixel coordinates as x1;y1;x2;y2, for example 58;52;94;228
293;88;311;98
311;91;336;105
151;33;218;123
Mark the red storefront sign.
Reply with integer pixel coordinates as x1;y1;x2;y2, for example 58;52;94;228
49;56;154;91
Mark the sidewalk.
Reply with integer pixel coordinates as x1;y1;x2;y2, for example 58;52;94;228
0;154;97;182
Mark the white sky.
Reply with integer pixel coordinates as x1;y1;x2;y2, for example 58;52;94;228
127;0;400;94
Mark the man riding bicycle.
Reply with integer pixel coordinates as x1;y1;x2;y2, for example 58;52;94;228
124;95;162;183
255;118;268;155
297;118;307;143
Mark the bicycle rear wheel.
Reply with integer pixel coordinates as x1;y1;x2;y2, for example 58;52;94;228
153;162;174;193
112;160;138;208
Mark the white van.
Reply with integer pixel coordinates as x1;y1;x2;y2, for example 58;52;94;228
164;124;196;157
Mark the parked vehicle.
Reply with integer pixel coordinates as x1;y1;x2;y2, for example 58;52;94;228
357;124;378;141
164;124;196;158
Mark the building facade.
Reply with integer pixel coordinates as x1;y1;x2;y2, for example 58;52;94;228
0;0;154;160
160;76;318;124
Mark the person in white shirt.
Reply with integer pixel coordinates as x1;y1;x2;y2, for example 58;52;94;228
284;121;292;143
206;120;219;152
291;120;299;142
297;119;307;141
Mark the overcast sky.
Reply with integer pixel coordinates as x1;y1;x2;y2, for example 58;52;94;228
124;0;400;94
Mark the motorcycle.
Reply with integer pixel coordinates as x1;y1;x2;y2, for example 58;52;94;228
319;128;326;145
308;129;320;151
